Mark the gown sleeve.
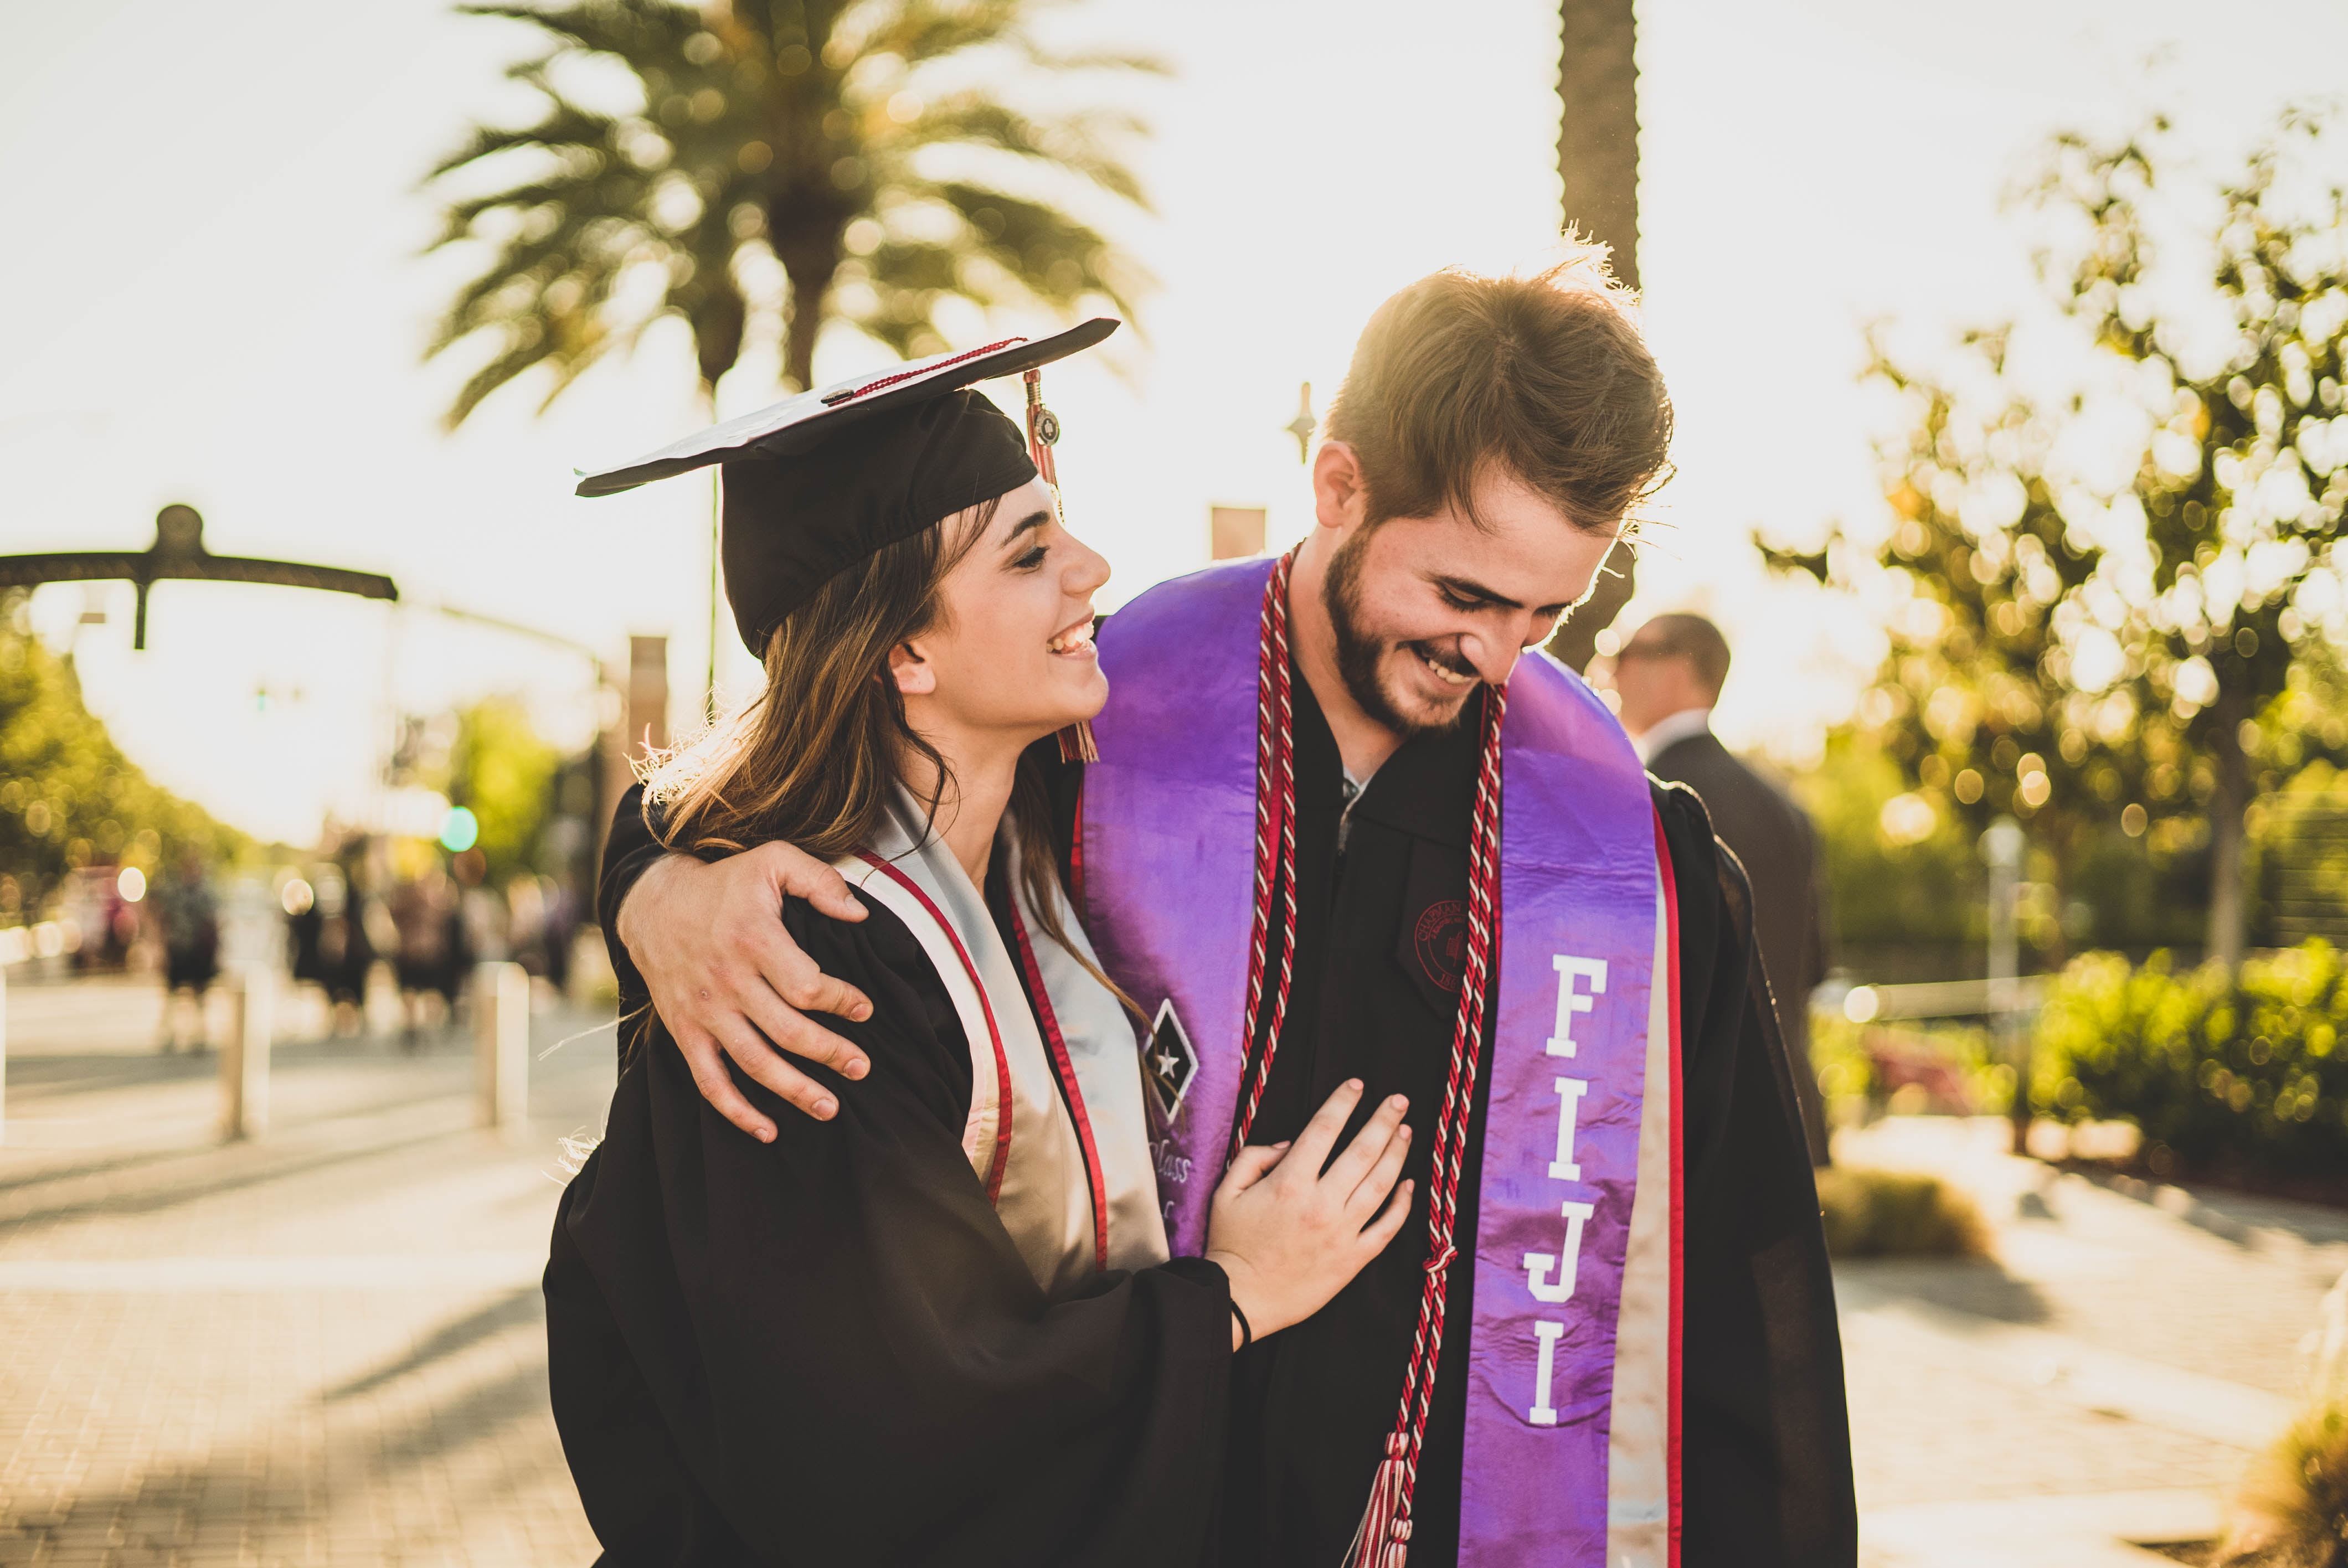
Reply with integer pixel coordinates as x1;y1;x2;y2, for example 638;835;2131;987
545;887;1233;1568
598;782;667;957
1654;780;1858;1567
596;782;669;1074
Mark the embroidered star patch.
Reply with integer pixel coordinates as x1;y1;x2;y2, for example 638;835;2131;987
1144;998;1199;1122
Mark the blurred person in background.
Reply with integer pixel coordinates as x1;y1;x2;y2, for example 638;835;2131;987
285;873;324;988
313;866;373;1036
285;872;326;1030
455;849;505;969
389;864;461;1045
539;873;577;994
1602;612;1833;1167
152;848;220;1053
506;871;548;980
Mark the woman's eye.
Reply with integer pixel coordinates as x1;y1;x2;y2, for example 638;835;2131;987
1014;545;1048;570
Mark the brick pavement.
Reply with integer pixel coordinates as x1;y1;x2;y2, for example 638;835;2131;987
1;975;612;1567
5;979;2343;1565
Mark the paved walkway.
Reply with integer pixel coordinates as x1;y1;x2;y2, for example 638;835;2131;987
1;974;612;1566
1836;1116;2348;1566
3;977;2342;1565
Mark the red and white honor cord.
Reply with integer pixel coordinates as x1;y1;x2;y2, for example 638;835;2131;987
1217;550;1508;1566
1347;680;1506;1568
1228;549;1301;1159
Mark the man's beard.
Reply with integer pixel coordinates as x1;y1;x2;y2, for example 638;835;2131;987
1322;526;1478;737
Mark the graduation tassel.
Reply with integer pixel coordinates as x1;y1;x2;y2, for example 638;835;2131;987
1343;1432;1413;1567
1026;365;1098;768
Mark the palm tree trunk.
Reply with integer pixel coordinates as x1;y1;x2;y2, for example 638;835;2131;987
1558;0;1640;290
780;252;840;393
2206;684;2252;969
1547;0;1640;674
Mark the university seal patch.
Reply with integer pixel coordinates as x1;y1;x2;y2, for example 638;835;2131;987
1413;899;1467;994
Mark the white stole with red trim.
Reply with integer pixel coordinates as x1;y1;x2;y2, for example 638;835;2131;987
835;790;1167;1294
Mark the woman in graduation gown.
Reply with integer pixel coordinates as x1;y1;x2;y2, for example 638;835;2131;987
547;325;1417;1567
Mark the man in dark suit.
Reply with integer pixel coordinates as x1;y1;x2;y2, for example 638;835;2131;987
1603;613;1834;1166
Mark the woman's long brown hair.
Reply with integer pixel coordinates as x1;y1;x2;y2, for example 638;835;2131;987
638;497;1131;1045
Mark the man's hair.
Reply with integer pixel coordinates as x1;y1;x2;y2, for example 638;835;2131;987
1321;243;1673;535
1630;611;1731;700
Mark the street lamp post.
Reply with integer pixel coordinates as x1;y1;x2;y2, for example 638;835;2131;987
0;504;397;647
1981;815;2028;1152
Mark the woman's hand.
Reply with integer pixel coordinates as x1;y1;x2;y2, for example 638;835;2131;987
618;848;878;1138
1203;1080;1414;1349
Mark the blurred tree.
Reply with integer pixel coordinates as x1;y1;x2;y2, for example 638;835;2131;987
1772;110;2348;968
2022;110;2348;967
446;697;564;885
0;594;247;921
425;0;1157;419
1789;731;1978;970
1818;329;2146;964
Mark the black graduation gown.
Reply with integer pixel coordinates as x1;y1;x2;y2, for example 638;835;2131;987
596;683;1857;1567
548;871;1233;1567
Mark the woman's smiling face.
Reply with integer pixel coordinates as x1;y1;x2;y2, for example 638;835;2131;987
891;476;1111;754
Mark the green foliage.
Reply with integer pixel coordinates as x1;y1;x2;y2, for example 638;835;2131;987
0;599;247;919
1814;1165;1990;1259
2032;941;2348;1179
447;697;564;884
1794;732;1978;953
427;0;1159;412
1811;1011;2016;1117
1769;108;2348;963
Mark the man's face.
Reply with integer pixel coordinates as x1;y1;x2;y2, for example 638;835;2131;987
1321;465;1618;735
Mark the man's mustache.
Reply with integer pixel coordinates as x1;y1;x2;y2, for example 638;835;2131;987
1405;639;1477;679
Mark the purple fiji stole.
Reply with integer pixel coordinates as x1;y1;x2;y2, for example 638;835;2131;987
1081;556;1677;1566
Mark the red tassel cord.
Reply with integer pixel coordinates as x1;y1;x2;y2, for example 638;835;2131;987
1228;550;1300;1159
1341;683;1507;1568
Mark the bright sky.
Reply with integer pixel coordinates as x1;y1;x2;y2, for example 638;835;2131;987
6;0;2347;844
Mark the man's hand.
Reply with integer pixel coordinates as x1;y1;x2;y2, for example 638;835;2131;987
617;844;876;1140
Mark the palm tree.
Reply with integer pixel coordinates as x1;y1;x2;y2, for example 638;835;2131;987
424;0;1157;422
1548;0;1640;673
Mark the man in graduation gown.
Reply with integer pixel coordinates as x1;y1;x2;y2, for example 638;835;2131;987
604;252;1857;1566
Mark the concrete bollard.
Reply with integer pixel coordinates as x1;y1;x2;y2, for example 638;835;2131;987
220;963;273;1141
473;961;531;1129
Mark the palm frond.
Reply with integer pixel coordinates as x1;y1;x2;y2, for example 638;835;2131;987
456;0;702;68
426;0;1161;421
876;94;1150;209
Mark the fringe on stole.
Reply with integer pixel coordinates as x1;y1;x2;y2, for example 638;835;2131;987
1343;1433;1413;1567
1055;719;1098;764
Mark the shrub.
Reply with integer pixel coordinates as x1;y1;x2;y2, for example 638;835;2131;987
1810;1010;2015;1119
2216;1399;2348;1566
2032;941;2348;1180
1814;1166;1990;1258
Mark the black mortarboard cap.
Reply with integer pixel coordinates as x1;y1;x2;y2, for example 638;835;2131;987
577;319;1118;653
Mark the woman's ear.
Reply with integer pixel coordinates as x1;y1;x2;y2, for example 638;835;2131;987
888;639;936;697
